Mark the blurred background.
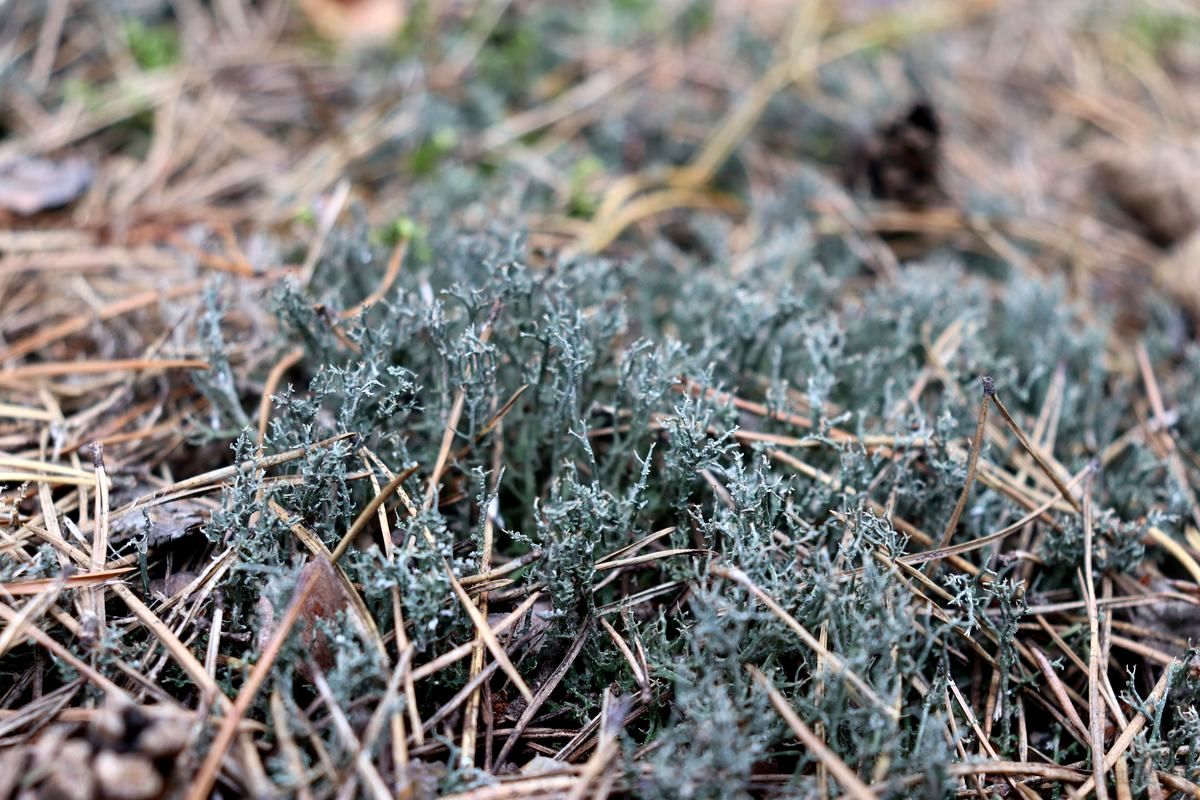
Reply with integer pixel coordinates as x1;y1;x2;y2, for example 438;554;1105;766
2;0;1198;337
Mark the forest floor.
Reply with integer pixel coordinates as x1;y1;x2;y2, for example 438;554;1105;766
2;1;1200;798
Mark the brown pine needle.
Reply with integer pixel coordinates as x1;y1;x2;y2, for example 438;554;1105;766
747;664;878;800
989;387;1083;514
341;236;407;318
1;567;134;596
256;347;304;446
0;357;209;381
186;562;324;800
1081;473;1110;800
936;376;993;550
713;564;897;720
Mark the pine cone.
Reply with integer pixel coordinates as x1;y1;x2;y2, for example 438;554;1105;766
846;101;945;209
0;700;190;800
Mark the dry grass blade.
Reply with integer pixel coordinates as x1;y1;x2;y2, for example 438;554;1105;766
88;443;109;636
0;358;209;381
1068;660;1179;800
1145;526;1200;585
341;236;407;319
1029;645;1089;741
309;667;392;800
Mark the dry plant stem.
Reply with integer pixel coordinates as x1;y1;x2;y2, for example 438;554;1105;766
1136;341;1200;531
1030;645;1089;740
187;562;323;800
946;678;1038;800
361;457;420;773
439;776;580;800
1146;525;1200;585
419;659;505;737
361;450;426;749
990;390;1083;514
599;617;646;691
712;564;896;720
330;467;412;563
110;582;221;698
565;691;628;800
935;378;992;551
383;414;533;701
205;599;223;680
891;464;1089;572
425;315;495;509
358;645;415;794
1;566;134;596
747;664;878;800
410;592;541;682
815;621;831;800
0;358;209;382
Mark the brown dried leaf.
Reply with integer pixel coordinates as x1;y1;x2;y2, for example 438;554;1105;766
0;157;94;216
257;558;349;674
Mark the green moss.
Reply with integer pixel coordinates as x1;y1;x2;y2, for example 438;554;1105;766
124;19;180;71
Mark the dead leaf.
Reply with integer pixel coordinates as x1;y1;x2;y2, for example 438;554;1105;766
0;156;94;215
257;557;349;674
